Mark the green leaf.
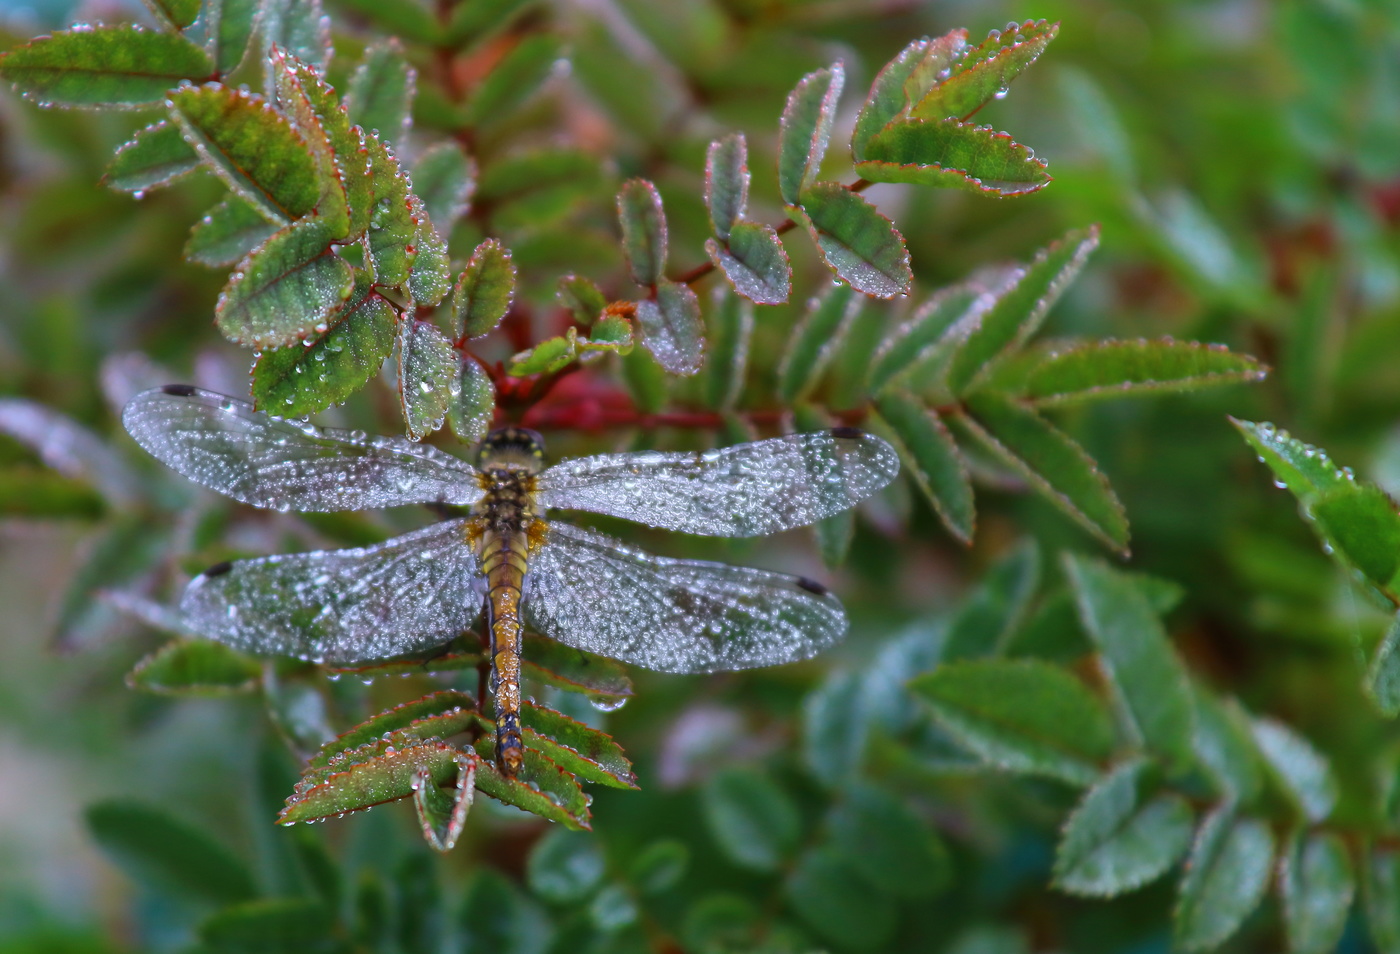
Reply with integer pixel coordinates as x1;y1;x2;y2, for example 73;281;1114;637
198;0;259;74
347;39;415;147
448;356;496;444
1311;486;1400;598
265;50;347;237
910;658;1114;785
828;784;951;898
364;133;414;286
414;755;474;853
701;287;751;411
857;118;1051;196
947;227;1100;395
143;0;201;30
793;405;856;567
105;119;199;193
1231;418;1358;505
873;391;975;545
1281;832;1355;954
851;33;967;161
705;133;748;241
460;33;563;128
636;281;704;375
943;542;1039;661
910;20;1059;121
281;741;463;823
787;847;896;949
1192;689;1265;803
85;799;257;905
527;829;605;903
1063;554;1196;773
776;284;859;404
1025;338;1267;406
794;182;911;299
961;394;1129;553
778;63;844;205
579;314;633;355
127;639;261;694
331;0;440;45
252;278;398;415
508;330;577;376
215;218;354;349
0;468;104;518
1174;810;1276;952
460;869;554;954
522;634;633;701
0;26;213;109
308;691;477;770
413;142;476;239
453;239;516;338
621;346;669;415
867;280;986;394
557;274;608;326
200;898;334;954
406;202;453;304
618;178;668;287
186;196;279;267
519;702;637;789
1054;759;1195;897
706;222;791;305
702;767;801;872
255;0;331;92
1369;611;1400;717
168;84;320;223
629;840;690;896
471;742;592;830
1251;718;1338;823
1366;846;1400;954
397;319;456;440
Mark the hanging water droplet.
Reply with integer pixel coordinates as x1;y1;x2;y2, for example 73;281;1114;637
993;86;1010;100
589;694;628;713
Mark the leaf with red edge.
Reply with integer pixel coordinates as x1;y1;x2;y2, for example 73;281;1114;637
397;318;456;440
524;634;633;700
579;314;634;356
522;702;637;789
509;331;578;377
365;132;415;286
448;355;496;445
185;196;278;267
910;20;1059;121
857;118;1050;197
471;740;592;830
453;239;516;338
265;51;348;237
778;63;844;205
557;274;608;326
0;26;214;109
851;32;967;161
201;0;259;74
636;282;704;375
706;133;749;241
256;0;331;92
706;222;790;305
310;691;477;769
105;120;199;193
415;756;475;852
618;178;668;287
346;39;415;147
874;391;974;544
280;741;464;824
1024;338;1267;406
794;182;910;299
406;197;452;305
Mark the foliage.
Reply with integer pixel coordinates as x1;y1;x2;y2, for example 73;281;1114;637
0;0;1399;953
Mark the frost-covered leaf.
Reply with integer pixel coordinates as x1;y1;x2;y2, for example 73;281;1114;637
618;178;667;287
636;281;704;375
471;741;592;830
252;278;397;415
910;658;1114;785
105;120;199;193
1063;554;1195;772
702;767;800;872
873;391;974;544
453;239;516;338
413;142;476;239
701;287;751;411
557;274;607;326
778;63;844;205
828;784;951;898
1251;718;1338;823
406;201;452;305
168;84;319;222
215;218;354;349
256;0;331;90
776;284;859;404
705;133;748;241
0;26;213;109
1281;832;1355;954
1054;759;1195;897
364;133;414;286
795;182;911;299
857;118;1050;197
308;691;477;771
281;741;463;823
961;394;1129;553
415;756;474;853
1174;810;1276;952
197;0;258;74
706;222;790;305
128;639;261;695
0;398;141;506
447;356;495;445
461;33;563;127
1025;338;1267;406
519;702;637;789
851;32;967;161
185;196;278;267
346;39;415;146
910;20;1058;121
941;542;1039;660
508;331;577;377
397;319;456;440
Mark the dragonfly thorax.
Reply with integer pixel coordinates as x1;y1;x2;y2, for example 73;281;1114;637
476;426;546;475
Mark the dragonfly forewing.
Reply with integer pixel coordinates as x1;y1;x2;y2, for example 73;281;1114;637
522;521;847;673
535;428;898;536
123;385;484;512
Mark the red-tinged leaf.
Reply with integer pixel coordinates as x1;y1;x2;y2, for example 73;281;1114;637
143;0;201;30
557;274;608;326
946;226;1100;395
636;281;704;375
265;51;347;237
857;118;1050;197
0;26;214;109
406;199;452;305
706;133;749;241
168;84;320;222
453;239;516;338
127;639;261;694
523;634;633;700
509;330;578;377
448;355;496;444
365;133;414;286
911;20;1059;121
706;222;791;305
779;63;844;205
473;703;638;789
200;0;259;74
280;741;464;823
185;196;278;267
960;393;1129;554
256;0;331;91
460;33;563;128
310;691;477;770
215;218;353;348
776;285;859;404
1025;338;1267;407
413;141;476;239
397;318;456;440
415;756;475;852
105;119;199;193
851;32;968;161
472;741;592;830
618;178;668;287
874;391;974;544
252;278;397;415
579;314;634;356
346;39;415;146
794;182;911;299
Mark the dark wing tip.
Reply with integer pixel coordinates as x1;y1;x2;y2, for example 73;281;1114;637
830;426;864;440
202;560;234;578
160;383;199;397
795;575;830;596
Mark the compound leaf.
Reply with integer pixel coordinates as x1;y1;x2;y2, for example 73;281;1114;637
795;182;910;299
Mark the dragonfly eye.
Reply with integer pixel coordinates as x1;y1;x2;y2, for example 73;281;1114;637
478;426;547;472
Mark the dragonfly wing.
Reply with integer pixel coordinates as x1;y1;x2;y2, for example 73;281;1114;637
535;428;898;536
179;518;483;664
522;521;847;673
123;385;484;511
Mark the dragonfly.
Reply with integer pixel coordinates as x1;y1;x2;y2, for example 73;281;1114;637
122;385;900;775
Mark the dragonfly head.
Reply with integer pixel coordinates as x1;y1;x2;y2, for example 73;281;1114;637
478;426;547;474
